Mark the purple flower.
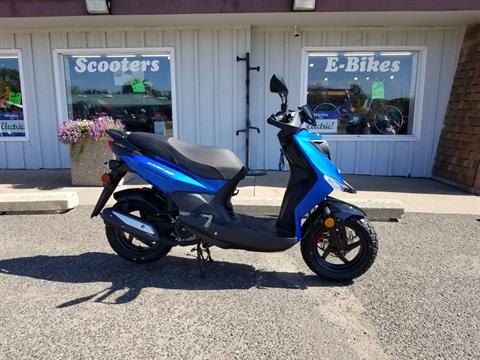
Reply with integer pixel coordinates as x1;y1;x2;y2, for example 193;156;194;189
57;116;124;145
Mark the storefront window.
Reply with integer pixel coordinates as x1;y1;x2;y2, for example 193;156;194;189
306;51;418;135
0;54;26;139
63;53;173;136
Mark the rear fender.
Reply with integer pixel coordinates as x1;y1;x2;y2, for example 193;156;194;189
113;188;166;212
90;162;129;218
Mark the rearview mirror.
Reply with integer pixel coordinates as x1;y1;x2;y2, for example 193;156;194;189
270;74;289;96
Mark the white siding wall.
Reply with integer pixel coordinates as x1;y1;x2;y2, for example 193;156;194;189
0;27;248;169
249;27;465;176
0;25;464;177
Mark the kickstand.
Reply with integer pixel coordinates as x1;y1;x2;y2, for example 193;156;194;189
204;246;213;263
191;243;213;278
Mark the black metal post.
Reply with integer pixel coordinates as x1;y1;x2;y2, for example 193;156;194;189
236;52;266;176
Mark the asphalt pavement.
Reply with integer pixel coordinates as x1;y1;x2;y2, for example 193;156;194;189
0;207;479;359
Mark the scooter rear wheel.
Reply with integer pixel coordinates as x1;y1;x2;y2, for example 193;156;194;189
301;217;378;281
105;200;172;263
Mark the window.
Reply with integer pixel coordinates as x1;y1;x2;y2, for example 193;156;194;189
306;50;420;136
62;51;173;136
0;51;27;140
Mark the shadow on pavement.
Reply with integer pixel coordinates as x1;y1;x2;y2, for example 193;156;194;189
0;252;347;307
0;170;71;191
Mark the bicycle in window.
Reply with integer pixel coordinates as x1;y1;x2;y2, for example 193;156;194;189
313;90;404;135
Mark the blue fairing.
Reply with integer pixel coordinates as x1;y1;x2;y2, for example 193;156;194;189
122;153;226;194
293;129;346;239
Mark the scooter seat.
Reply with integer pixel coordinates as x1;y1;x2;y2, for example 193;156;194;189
127;132;245;180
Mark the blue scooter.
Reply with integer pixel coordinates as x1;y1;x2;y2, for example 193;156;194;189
92;75;378;280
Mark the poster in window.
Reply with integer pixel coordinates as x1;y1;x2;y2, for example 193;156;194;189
0;56;26;138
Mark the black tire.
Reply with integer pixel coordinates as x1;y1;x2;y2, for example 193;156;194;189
105;200;172;263
301;217;378;281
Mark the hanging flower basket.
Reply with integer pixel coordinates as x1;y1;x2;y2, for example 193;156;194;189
57;115;124;186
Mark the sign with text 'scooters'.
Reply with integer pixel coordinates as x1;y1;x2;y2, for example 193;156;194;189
74;57;160;74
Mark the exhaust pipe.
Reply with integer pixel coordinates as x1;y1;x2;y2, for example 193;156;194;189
101;208;175;246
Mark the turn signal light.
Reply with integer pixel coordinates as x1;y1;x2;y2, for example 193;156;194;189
101;173;111;185
324;217;335;228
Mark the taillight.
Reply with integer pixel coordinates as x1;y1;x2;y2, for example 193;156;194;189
107;140;114;151
101;173;111;185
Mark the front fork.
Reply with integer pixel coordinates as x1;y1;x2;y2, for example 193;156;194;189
313;204;349;256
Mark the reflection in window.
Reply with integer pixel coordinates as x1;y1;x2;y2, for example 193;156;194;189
0;55;25;138
64;54;173;136
306;51;418;135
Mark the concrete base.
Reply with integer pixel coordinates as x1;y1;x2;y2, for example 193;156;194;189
233;197;404;221
70;140;113;186
0;192;79;214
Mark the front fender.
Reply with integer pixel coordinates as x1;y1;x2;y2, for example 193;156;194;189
326;197;366;220
301;197;366;238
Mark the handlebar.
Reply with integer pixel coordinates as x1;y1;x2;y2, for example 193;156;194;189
267;105;316;131
268;112;287;124
267;111;298;132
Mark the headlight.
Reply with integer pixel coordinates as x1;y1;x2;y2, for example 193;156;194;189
324;174;356;193
323;174;345;191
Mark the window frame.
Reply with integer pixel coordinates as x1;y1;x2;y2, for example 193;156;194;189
52;47;177;137
0;49;29;142
301;46;427;141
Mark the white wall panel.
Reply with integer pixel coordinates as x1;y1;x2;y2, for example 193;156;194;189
14;33;43;169
249;30;266;169
105;31;125;48
355;142;374;175
372;141;390;175
337;141;356;174
31;32;61;168
197;30;215;146
410;30;442;177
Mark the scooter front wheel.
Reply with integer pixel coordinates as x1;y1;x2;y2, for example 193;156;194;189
301;217;378;281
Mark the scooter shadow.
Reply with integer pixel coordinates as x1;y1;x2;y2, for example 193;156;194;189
0;252;350;307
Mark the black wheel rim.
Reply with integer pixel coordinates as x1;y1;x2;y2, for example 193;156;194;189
313;224;368;272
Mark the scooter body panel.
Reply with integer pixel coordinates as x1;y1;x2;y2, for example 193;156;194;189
122;153;226;194
292;129;346;239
